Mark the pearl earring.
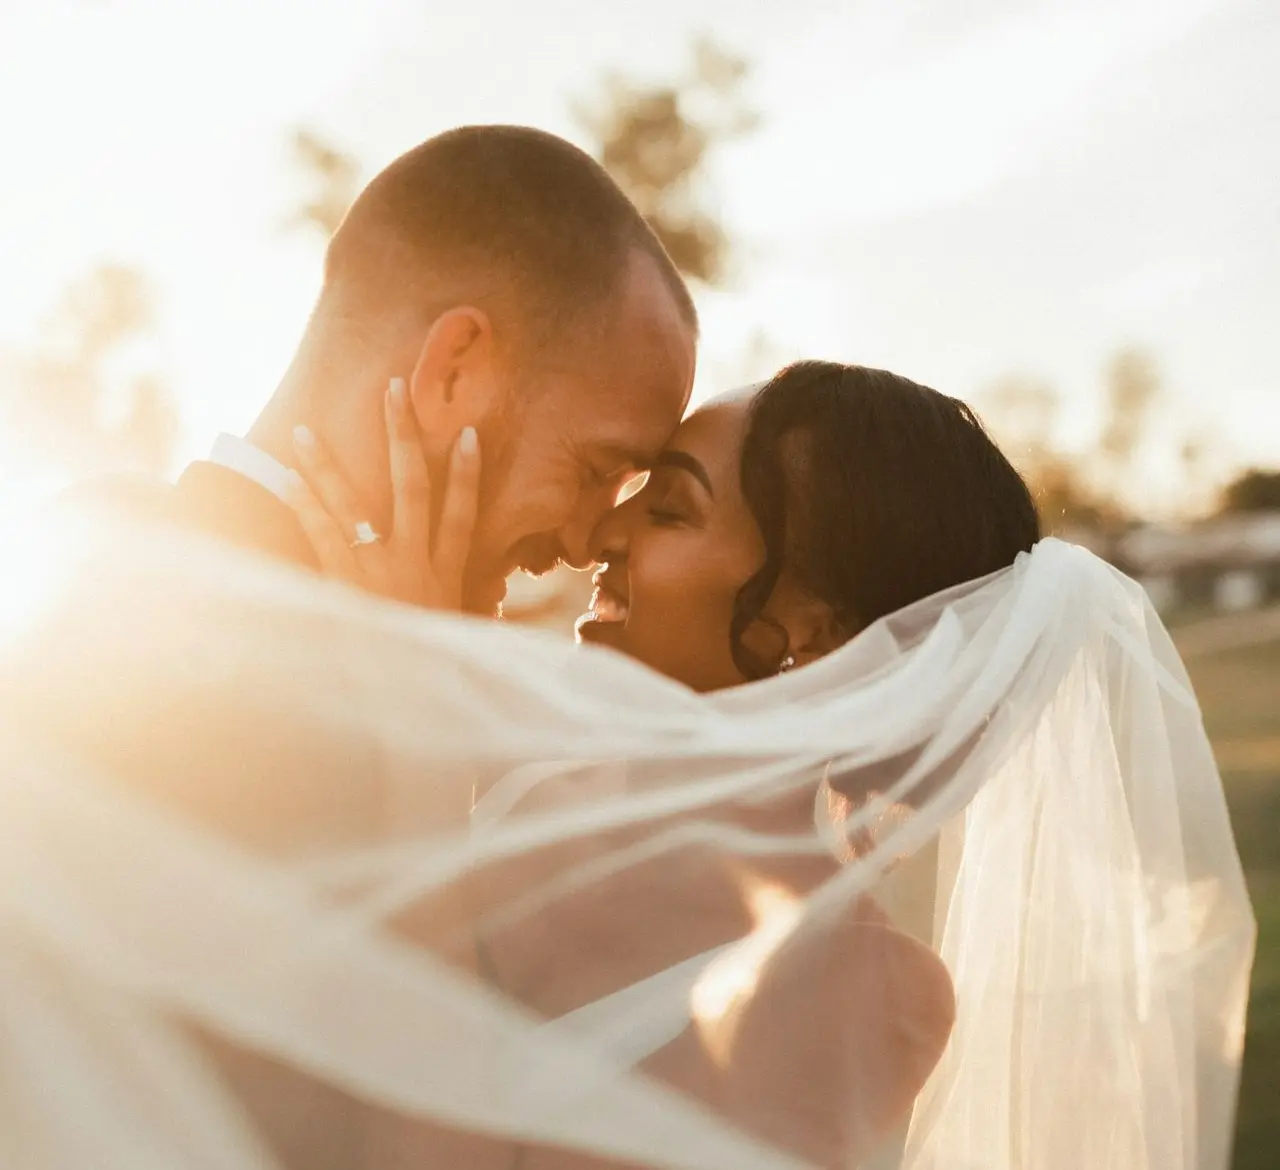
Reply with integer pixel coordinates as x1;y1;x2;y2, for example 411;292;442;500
779;654;796;673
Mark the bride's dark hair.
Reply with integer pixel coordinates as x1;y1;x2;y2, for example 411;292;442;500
730;361;1041;679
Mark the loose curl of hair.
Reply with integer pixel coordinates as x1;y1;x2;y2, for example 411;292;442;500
728;361;1042;680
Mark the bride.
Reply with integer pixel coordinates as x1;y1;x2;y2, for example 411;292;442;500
0;362;1256;1170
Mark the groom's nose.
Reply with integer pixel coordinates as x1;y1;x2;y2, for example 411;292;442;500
586;497;629;567
557;524;596;572
558;494;618;570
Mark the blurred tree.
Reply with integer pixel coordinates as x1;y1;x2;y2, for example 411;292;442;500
1220;468;1280;514
1029;457;1117;534
0;263;178;478
1096;347;1163;504
981;349;1219;534
576;36;757;285
288;129;361;240
981;376;1061;460
976;376;1112;535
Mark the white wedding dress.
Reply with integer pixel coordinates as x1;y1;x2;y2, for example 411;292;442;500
0;509;1256;1169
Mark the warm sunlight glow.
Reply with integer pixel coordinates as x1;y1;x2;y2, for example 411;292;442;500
689;880;803;1065
0;512;73;637
1;0;1276;495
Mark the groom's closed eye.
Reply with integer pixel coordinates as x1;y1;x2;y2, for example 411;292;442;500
582;444;653;495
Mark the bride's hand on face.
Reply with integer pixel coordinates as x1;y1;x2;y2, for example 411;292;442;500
286;377;481;609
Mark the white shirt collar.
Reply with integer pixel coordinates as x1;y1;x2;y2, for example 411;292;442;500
208;434;295;503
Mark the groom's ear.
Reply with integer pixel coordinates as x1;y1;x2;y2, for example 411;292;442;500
407;306;501;444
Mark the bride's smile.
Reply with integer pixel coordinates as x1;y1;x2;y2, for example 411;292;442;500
584;564;629;625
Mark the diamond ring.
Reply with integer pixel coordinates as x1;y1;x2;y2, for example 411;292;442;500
349;521;382;549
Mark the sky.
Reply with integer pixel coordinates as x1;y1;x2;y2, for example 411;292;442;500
0;0;1277;512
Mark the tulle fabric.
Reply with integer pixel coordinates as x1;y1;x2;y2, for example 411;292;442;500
0;512;1256;1169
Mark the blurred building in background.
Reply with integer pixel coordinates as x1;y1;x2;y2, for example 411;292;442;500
1118;511;1280;615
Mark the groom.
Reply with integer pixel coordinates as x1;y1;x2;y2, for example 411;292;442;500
165;124;696;613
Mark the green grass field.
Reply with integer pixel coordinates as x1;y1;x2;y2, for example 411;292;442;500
1180;629;1280;1170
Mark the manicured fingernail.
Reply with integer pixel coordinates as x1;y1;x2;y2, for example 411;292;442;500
388;377;406;410
293;424;315;450
458;426;478;457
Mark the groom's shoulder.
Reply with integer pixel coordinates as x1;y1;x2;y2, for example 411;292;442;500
53;471;179;527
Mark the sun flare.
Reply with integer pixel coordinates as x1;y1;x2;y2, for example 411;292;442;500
0;506;75;636
689;880;803;1064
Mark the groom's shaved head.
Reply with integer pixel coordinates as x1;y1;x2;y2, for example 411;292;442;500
284;125;698;616
322;125;697;350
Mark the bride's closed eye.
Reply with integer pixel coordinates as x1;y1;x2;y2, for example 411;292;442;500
582;463;613;489
641;477;700;528
645;503;686;527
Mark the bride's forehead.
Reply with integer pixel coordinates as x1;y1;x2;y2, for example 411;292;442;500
667;390;756;465
693;382;764;413
679;393;751;434
674;383;761;434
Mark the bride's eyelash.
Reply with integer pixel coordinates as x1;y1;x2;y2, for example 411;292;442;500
646;507;685;526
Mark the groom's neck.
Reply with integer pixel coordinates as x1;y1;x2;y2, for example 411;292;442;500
247;373;314;471
248;365;394;533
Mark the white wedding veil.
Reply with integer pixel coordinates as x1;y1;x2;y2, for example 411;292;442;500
0;512;1256;1170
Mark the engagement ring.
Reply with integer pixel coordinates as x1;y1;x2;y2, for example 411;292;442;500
349;521;382;548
